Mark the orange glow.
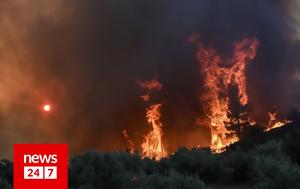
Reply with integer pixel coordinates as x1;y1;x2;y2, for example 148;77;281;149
192;35;259;153
123;79;167;160
122;130;135;154
138;79;163;91
138;79;162;102
141;104;167;160
265;112;292;132
43;104;51;112
138;79;167;160
140;94;150;102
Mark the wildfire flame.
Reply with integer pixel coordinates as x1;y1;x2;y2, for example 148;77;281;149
122;79;168;160
122;37;293;156
192;35;259;153
138;79;163;102
138;79;163;91
140;94;150;102
141;104;167;160
122;130;135;154
265;112;292;132
139;79;167;160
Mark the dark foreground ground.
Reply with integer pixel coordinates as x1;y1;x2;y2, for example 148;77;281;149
1;111;300;189
211;185;251;189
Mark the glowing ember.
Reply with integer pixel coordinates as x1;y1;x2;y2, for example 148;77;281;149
122;130;135;154
140;94;150;102
138;79;163;102
138;79;163;91
141;104;167;160
192;35;259;153
43;104;51;112
265;112;292;132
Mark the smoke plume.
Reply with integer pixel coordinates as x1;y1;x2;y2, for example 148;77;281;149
0;0;299;158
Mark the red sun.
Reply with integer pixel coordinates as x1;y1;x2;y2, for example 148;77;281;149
43;104;51;112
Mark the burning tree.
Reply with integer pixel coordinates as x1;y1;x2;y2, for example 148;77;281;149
123;37;292;156
191;35;259;153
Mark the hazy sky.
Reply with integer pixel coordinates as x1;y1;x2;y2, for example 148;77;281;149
0;0;299;159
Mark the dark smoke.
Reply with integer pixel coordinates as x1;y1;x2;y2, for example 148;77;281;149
0;0;299;158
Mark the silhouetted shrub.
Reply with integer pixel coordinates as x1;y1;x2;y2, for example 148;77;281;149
225;151;251;183
163;148;231;183
288;108;300;125
283;128;300;164
131;171;207;189
2;135;300;189
249;140;283;158
250;155;300;189
69;151;136;189
233;124;267;150
0;159;13;189
238;140;300;189
69;150;207;189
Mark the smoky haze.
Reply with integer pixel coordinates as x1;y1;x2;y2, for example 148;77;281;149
0;0;299;158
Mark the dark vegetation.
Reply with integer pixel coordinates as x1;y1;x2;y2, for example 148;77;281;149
1;110;300;189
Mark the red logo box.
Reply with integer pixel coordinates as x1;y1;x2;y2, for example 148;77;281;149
14;144;68;189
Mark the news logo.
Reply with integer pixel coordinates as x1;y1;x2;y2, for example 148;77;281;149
14;144;68;189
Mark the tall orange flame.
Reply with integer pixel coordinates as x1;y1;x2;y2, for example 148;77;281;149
192;35;259;153
141;104;167;160
137;79;167;160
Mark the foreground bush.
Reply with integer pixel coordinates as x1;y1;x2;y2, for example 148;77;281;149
161;148;231;183
283;128;300;164
225;150;251;183
126;171;207;189
1;134;300;189
0;160;12;189
69;151;207;189
250;155;300;189
69;151;145;189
